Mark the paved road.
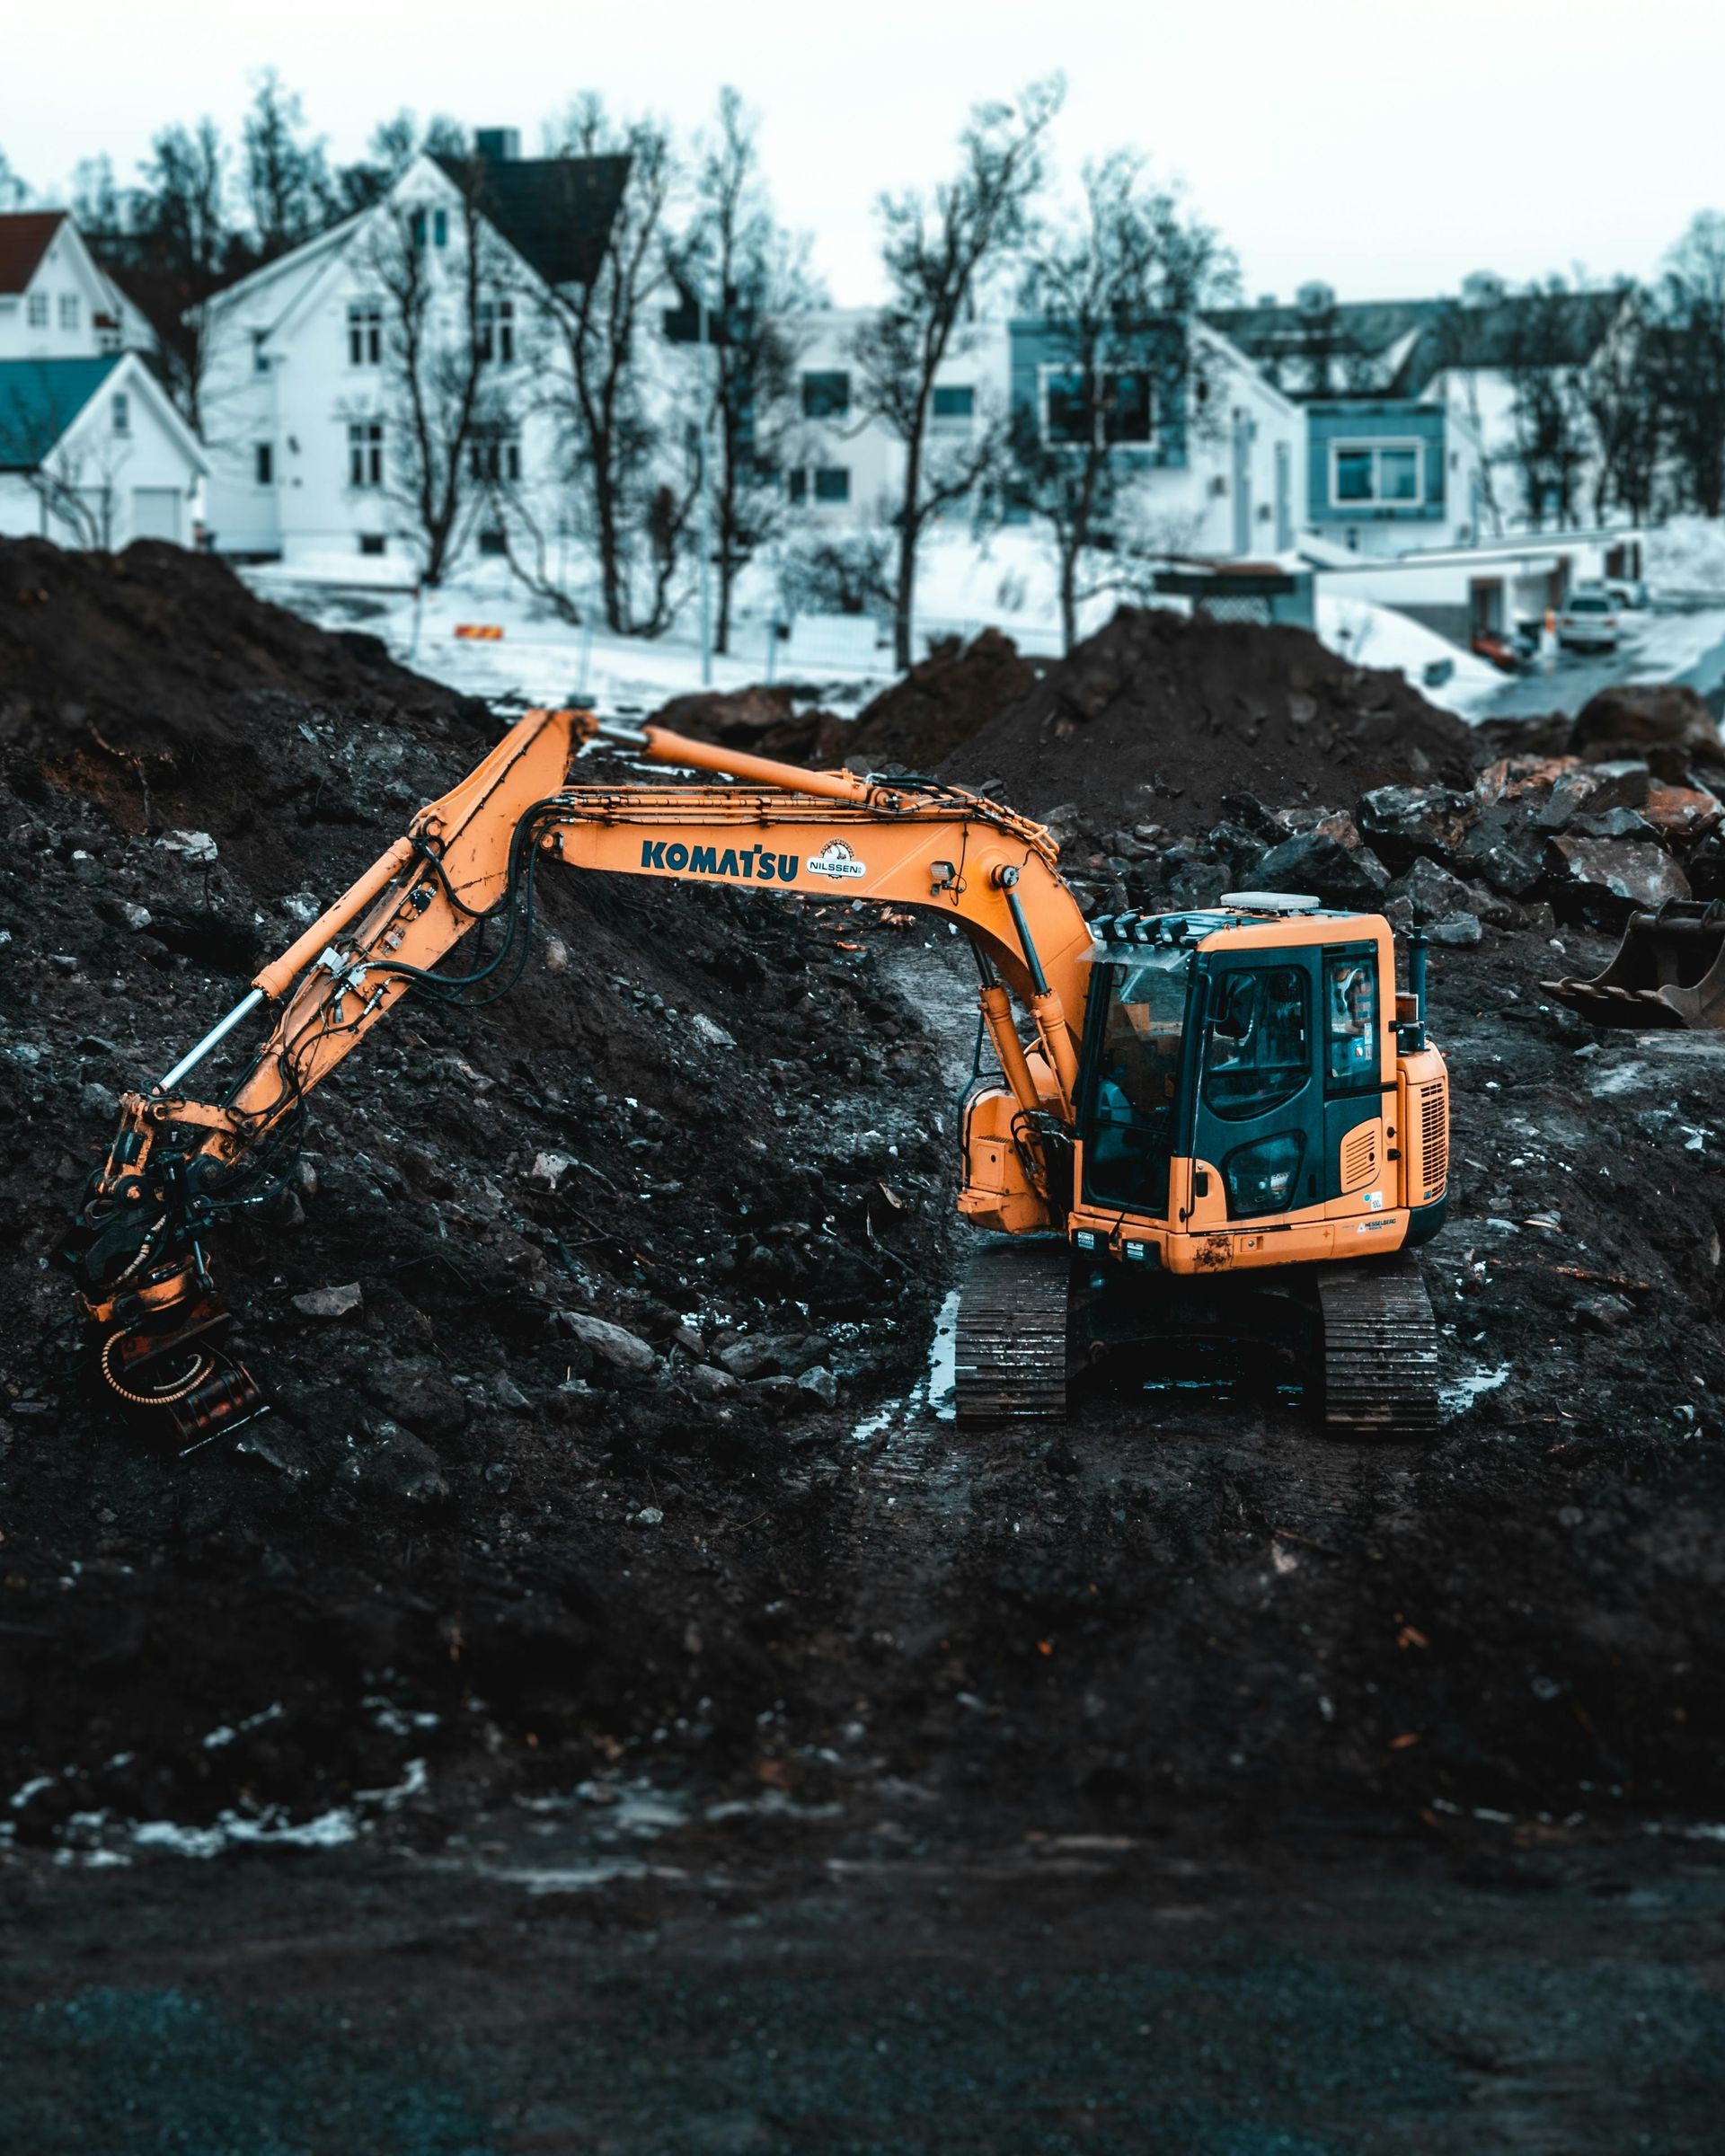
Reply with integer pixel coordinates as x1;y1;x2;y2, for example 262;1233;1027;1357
1473;600;1725;720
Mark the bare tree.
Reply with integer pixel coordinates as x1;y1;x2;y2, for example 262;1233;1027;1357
518;97;692;636
1653;213;1725;518
123;120;232;429
0;147;26;212
353;173;508;586
335;112;469;215
1576;285;1660;523
853;78;1063;669
1497;282;1594;529
683;87;818;653
242;71;332;261
1013;151;1235;651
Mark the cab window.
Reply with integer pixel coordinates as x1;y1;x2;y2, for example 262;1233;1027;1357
1323;952;1379;1091
1203;967;1309;1119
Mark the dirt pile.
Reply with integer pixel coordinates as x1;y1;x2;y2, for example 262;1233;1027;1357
4;543;1725;1875
938;605;1475;838
648;680;847;764
840;626;1040;772
0;539;953;1837
650;626;1039;773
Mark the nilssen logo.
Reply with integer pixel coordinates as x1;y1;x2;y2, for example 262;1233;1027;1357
806;840;867;881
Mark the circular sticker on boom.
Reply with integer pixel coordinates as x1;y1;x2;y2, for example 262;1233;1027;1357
807;840;867;880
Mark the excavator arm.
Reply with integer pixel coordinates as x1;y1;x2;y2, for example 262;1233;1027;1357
58;706;1095;1439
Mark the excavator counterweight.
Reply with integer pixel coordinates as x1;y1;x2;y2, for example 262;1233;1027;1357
58;707;1451;1445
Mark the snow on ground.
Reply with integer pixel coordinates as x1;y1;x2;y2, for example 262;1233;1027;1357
245;557;897;716
1647;516;1725;597
248;532;1514;727
1314;595;1504;719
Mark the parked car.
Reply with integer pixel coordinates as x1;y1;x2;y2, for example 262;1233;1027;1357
1604;577;1650;611
1555;588;1621;653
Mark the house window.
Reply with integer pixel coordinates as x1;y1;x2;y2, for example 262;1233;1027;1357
814;465;851;503
59;294;80;331
476;297;515;366
252;331;270;375
787;470;808;503
349;420;384;488
1039;366;1153;448
433;208;448;249
478;527;508;556
348;301;383;367
468;429;522;482
358;534;387;556
410;208;427;250
932;384;975;422
27;293;48;328
1331;440;1424;508
801;370;850;420
111;392;130;437
255;443;274;486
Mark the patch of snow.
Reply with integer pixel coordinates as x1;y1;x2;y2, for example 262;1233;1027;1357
1315;596;1502;719
1441;1364;1511;1417
924;1288;960;1423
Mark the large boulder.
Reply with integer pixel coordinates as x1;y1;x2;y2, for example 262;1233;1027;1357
1546;836;1691;927
1453;808;1548;897
1251;828;1391;909
1355;784;1476;866
1535;760;1650;830
1570;685;1725;779
551;1311;659;1374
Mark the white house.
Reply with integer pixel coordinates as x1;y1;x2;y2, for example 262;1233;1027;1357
1213;278;1632;540
0;210;156;363
0;350;208;548
196;138;629;571
773;312;1305;563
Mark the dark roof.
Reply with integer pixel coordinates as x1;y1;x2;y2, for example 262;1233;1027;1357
1209;287;1626;397
0;355;123;467
1390;288;1624;389
433;152;631;287
0;211;68;296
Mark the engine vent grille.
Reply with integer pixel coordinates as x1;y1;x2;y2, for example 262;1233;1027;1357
1420;1082;1447;1194
1340;1123;1378;1191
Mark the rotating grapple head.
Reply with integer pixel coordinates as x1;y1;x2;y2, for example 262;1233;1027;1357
57;1103;265;1450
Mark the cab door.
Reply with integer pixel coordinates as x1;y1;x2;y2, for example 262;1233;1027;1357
1320;941;1388;1214
1190;950;1324;1222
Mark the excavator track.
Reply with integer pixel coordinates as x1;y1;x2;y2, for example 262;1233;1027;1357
1317;1256;1440;1436
954;1236;1070;1424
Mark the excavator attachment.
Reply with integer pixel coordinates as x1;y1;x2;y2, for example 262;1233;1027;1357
1542;900;1725;1029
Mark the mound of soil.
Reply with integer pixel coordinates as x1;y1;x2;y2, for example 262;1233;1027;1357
0;539;953;1836
940;605;1475;836
842;626;1040;773
4;542;1725;1880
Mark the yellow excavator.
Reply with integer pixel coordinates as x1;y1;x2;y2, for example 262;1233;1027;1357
58;708;1449;1444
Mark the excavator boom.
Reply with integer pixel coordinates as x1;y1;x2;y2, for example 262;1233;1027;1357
58;708;1094;1439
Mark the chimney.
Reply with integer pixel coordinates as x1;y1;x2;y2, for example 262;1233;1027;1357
1256;292;1277;309
475;128;520;163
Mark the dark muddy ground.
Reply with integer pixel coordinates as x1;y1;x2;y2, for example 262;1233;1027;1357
5;1809;1723;2154
4;545;1725;2149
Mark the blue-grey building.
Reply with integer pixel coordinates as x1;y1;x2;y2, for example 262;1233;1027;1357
1305;398;1484;557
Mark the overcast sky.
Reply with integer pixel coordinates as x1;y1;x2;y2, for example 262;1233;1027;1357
4;0;1721;303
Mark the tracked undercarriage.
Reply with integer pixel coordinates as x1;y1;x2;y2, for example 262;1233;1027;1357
954;1236;1440;1436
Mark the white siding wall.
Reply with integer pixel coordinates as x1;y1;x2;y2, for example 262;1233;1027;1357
0;366;200;548
0;225;119;361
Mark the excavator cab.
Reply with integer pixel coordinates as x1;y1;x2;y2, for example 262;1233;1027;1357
955;894;1449;1433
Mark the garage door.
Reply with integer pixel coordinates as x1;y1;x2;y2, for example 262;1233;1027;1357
132;488;182;543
